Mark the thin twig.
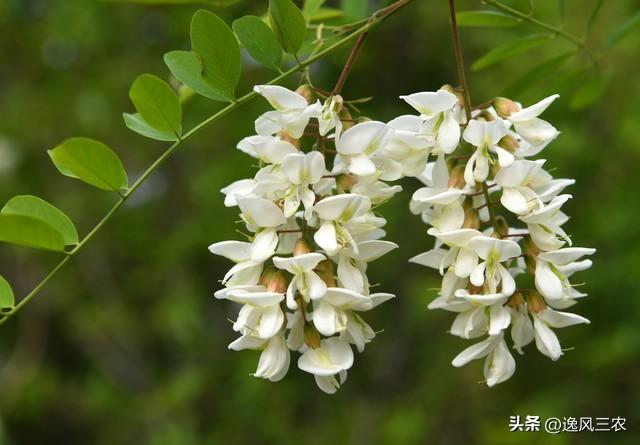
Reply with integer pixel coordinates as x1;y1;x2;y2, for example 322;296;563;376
448;0;472;122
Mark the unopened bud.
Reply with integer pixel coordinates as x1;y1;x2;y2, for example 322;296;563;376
336;173;358;191
478;110;496;122
328;95;344;114
467;283;484;294
448;165;466;189
303;323;321;349
315;259;337;287
294;238;312;256
462;201;480;230
495;215;509;238
506;292;524;309
259;267;278;286
493;97;519;118
295;84;314;104
265;270;288;294
526;290;546;314
498;135;520;152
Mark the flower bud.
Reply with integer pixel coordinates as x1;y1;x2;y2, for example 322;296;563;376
495;215;509;238
498;135;519;152
329;95;344;114
506;292;524;309
462;200;480;230
478;110;496;122
448;165;466;189
336;173;358;192
526;290;546;314
315;259;337;287
493;97;519;118
294;238;312;256
304;323;322;349
259;267;277;286
266;270;288;294
295;84;314;104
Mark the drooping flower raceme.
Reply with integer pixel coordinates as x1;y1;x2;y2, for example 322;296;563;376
405;91;595;386
210;85;399;393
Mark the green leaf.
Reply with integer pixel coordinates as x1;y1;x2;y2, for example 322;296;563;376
456;11;522;27
586;0;603;36
1;196;78;246
269;0;306;54
341;0;368;20
308;7;343;22
472;34;553;71
123;113;178;142
303;0;325;17
190;10;241;101
570;73;611;110
0;276;15;309
0;214;65;252
48;138;129;192
505;52;571;97
233;16;283;71
128;74;182;140
164;50;231;102
603;10;640;48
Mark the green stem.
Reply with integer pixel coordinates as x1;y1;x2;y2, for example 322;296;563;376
0;0;414;327
482;0;598;67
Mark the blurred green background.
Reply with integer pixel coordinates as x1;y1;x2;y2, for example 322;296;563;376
0;0;638;444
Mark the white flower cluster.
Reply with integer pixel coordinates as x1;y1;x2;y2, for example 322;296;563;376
209;85;400;393
406;90;595;386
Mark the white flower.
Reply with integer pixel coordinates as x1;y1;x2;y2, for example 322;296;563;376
221;179;256;207
229;332;290;382
454;289;511;336
534;247;596;304
532;307;589;360
510;303;534;354
318;95;343;138
253;85;321;139
410;155;467;232
400;89;461;153
463;118;512;186
236;135;299;164
313;194;372;256
312;287;373;336
208;240;264;285
451;333;516;387
273;253;327;309
469;236;521;296
493;159;546;215
427;228;482;278
519;194;572;251
336;240;398;294
298;337;354;393
507;94;560;147
334;121;390;176
379;115;434;177
278;151;326;217
233;299;285;339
